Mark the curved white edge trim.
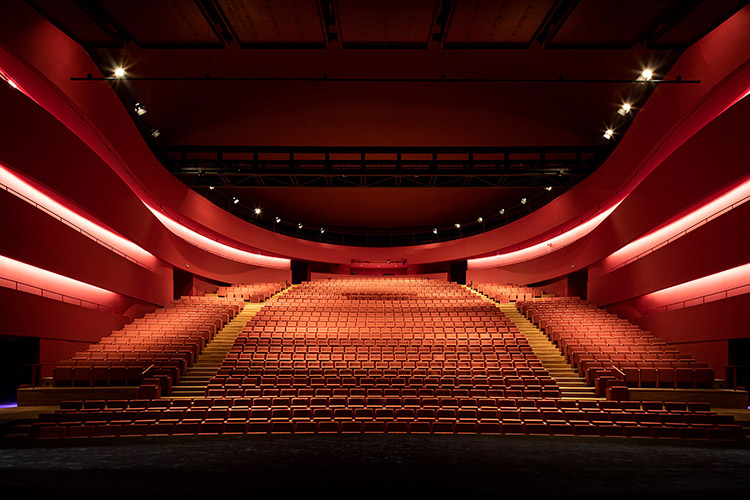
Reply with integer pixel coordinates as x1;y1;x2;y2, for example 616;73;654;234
145;205;290;270
0;254;120;307
639;262;750;311
602;176;750;273
0;162;158;269
467;202;621;269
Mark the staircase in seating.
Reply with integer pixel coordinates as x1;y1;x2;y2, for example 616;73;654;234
496;303;598;399
169;304;263;398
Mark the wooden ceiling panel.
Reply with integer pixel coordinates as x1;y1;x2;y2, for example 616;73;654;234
217;0;325;45
337;0;437;46
549;0;683;48
26;0;120;46
92;0;222;47
445;0;556;47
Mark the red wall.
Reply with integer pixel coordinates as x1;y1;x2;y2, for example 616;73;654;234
632;294;750;378
0;287;129;376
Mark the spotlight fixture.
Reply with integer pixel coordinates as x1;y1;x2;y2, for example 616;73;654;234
254;208;261;215
433;228;438;234
320;228;325;234
114;67;125;78
134;102;147;116
638;69;653;82
275;217;281;223
477;217;483;223
150;128;160;138
455;223;461;229
603;129;614;140
617;103;631;116
7;79;18;89
521;198;527;205
208;186;215;190
297;223;303;229
499;209;505;215
232;197;239;204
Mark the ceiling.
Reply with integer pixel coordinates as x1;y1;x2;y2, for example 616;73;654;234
25;0;748;245
27;0;747;50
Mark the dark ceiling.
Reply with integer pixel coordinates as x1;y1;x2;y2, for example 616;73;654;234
27;0;747;50
25;0;748;246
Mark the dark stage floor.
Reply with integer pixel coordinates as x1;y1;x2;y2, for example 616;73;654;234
1;434;748;499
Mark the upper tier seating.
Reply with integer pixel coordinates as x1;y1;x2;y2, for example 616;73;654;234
472;283;542;303
217;282;286;302
52;296;243;389
515;297;715;394
209;277;561;400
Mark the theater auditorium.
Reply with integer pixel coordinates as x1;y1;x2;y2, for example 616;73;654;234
1;1;749;498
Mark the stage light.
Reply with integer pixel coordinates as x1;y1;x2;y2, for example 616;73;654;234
254;208;261;215
521;198;527;205
455;223;461;229
499;209;505;215
433;228;438;234
114;67;125;78
617;103;631;116
209;186;215;190
603;129;614;140
477;217;483;223
275;217;281;223
320;228;325;234
7;79;17;89
232;197;239;204
150;128;160;138
134;102;147;115
545;186;553;191
639;69;653;81
298;223;303;229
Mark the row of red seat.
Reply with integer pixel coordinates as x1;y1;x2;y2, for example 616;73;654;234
472;282;543;303
515;297;715;393
53;295;243;389
216;282;286;302
30;396;742;440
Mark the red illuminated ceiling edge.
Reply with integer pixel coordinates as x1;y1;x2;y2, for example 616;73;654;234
0;49;289;271
468;64;750;270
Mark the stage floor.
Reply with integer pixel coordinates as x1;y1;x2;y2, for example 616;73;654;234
1;433;748;499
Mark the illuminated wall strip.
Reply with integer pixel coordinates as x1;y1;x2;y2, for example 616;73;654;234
638;262;750;314
0;254;120;311
0;162;158;269
0;69;36;102
602;175;750;273
468;84;750;271
2;63;290;271
467;202;621;269
146;205;290;270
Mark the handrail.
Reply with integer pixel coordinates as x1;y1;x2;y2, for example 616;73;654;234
0;276;115;313
644;282;750;315
608;191;750;273
0;179;152;270
611;366;626;379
